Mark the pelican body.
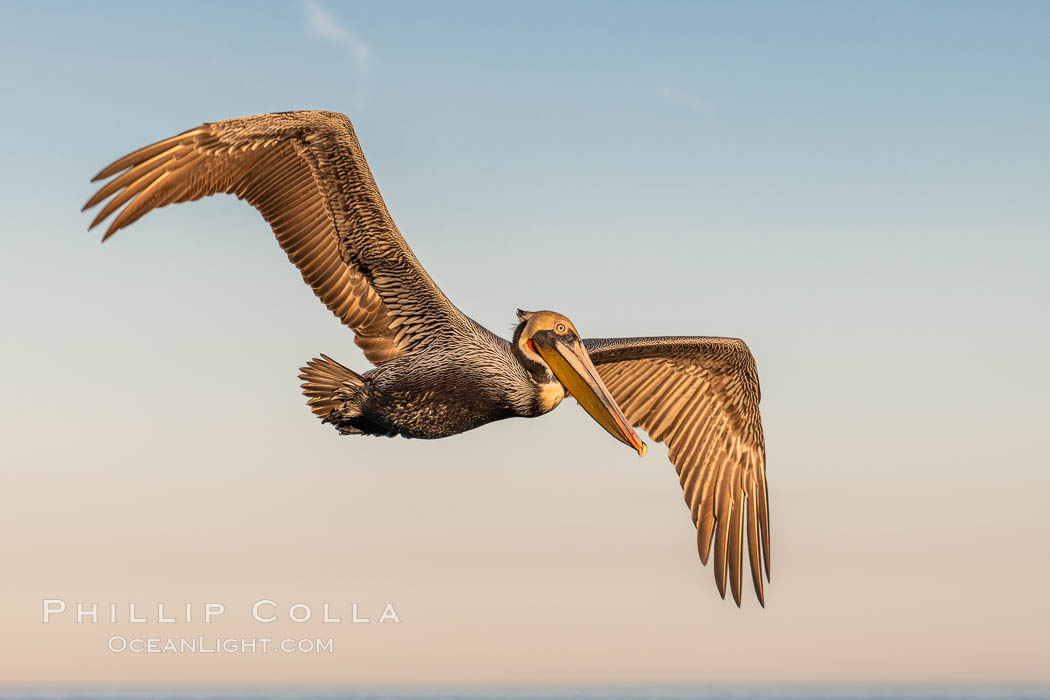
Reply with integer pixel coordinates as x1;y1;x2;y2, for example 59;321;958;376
84;111;769;606
304;311;604;442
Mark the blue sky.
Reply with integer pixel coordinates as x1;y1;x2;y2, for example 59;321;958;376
1;0;1048;685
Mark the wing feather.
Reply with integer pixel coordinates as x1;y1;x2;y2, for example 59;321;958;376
585;336;769;606
84;110;470;365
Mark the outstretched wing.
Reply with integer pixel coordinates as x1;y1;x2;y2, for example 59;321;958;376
83;110;470;365
584;336;769;606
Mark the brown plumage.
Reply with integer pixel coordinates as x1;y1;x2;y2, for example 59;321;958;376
585;337;768;605
83;110;467;365
83;110;770;606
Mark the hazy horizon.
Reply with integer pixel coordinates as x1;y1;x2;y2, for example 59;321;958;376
1;0;1048;687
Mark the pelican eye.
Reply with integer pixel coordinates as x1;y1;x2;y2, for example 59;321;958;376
555;323;567;334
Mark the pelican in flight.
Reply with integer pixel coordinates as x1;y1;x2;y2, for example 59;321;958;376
83;111;770;605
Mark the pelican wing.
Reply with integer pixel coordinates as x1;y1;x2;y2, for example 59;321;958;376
584;336;769;606
83;110;468;365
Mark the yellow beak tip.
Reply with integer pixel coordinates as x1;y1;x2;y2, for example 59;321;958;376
638;442;648;457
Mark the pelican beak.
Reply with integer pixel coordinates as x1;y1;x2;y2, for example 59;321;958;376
532;333;647;457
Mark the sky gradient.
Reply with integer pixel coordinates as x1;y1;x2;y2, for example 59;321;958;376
1;0;1049;686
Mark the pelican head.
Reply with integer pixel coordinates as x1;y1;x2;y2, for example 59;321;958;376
512;309;647;456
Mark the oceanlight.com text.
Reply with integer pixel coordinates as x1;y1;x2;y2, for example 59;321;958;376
107;636;335;654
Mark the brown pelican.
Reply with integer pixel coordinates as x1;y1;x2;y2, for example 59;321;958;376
83;111;770;606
